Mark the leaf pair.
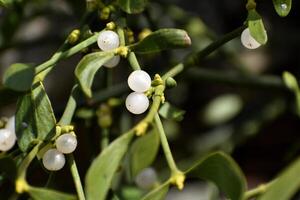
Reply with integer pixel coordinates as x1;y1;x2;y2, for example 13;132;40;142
16;82;56;152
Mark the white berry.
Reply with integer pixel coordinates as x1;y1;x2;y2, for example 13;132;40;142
241;28;261;49
0;128;16;151
135;168;157;189
125;92;149;114
97;30;120;51
127;70;152;92
104;56;120;68
42;149;66;171
56;133;78;154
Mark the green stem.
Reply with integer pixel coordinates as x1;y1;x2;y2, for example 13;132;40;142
243;182;271;199
128;52;141;70
154;114;178;173
145;84;165;121
58;85;86;200
89;83;128;104
17;142;42;181
117;28;126;46
184;25;246;67
58;84;81;125
67;154;86;200
35;32;100;74
101;128;109;150
162;63;184;81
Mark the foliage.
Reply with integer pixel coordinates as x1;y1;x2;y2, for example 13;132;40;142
0;0;299;200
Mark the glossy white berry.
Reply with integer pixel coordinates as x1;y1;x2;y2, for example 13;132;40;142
125;92;149;114
241;28;261;49
56;133;78;154
0;128;16;151
97;30;120;51
135;168;158;189
127;70;152;92
104;56;120;68
42;149;66;171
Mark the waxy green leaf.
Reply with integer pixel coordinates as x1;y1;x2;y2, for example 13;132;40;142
186;152;246;200
130;29;191;54
273;0;292;17
130;128;160;177
3;63;35;92
117;0;148;14
141;182;169;200
75;52;114;98
282;71;298;91
16;82;56;152
28;187;76;200
247;10;268;45
258;157;300;200
85;132;135;200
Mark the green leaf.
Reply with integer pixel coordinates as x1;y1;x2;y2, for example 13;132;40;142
0;0;13;7
0;156;17;182
258;157;300;200
31;82;56;141
273;0;292;17
117;0;148;14
75;52;114;98
159;102;185;121
3;63;35;92
130;128;160;177
16;94;36;151
28;186;76;200
130;29;191;54
16;82;56;152
141;182;169;200
186;152;246;200
282;71;298;91
85;132;135;200
247;10;268;45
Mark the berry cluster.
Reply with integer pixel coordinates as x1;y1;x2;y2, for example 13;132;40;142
0;116;16;152
97;30;120;68
42;133;77;171
241;28;261;49
126;70;152;114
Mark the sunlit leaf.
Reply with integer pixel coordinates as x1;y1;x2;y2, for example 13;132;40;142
85;132;135;200
258;157;300;200
247;10;268;45
130;128;160;177
75;52;114;98
3;63;35;92
186;152;246;200
28;186;76;200
141;182;170;200
16;82;56;152
282;71;298;91
130;29;191;54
